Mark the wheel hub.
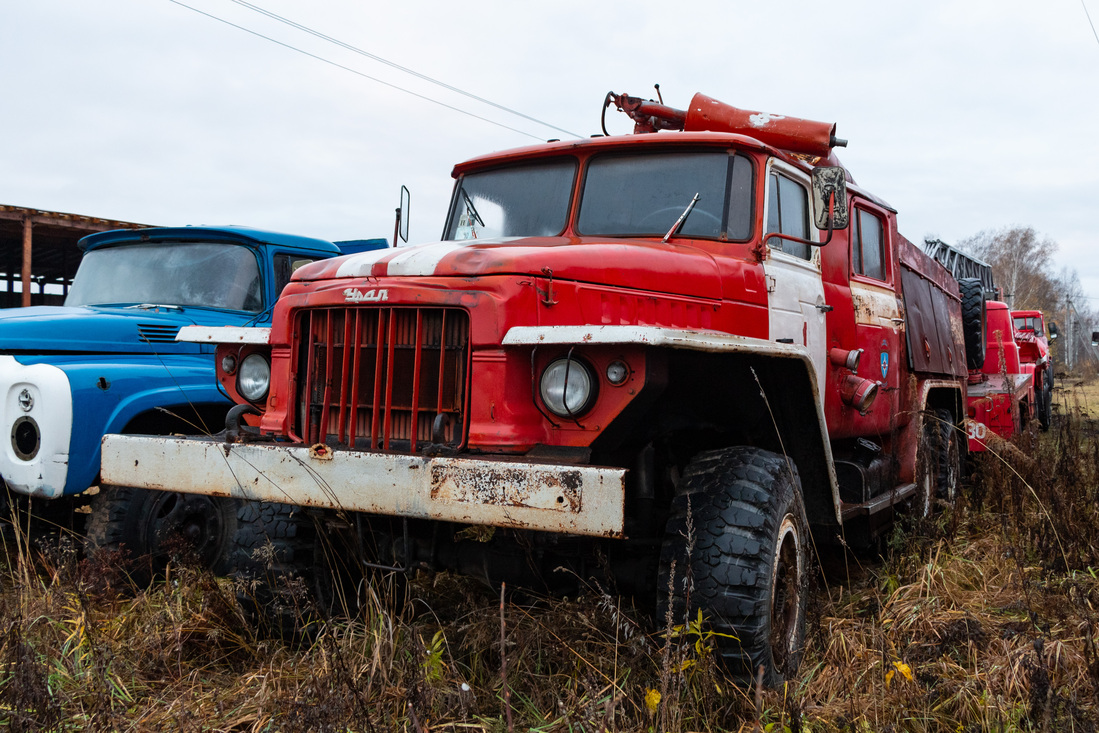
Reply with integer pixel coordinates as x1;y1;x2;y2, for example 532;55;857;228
149;492;228;567
770;515;802;674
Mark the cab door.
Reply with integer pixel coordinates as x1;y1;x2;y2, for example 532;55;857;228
847;201;902;430
761;160;828;401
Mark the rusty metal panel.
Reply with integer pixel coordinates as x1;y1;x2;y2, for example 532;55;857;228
101;435;626;538
900;265;947;374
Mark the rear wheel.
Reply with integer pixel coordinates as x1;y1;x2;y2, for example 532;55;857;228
87;486;239;586
915;410;960;516
1037;371;1052;430
657;446;810;687
934;409;960;505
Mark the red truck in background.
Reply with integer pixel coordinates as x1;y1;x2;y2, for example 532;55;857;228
1012;309;1054;427
100;90;978;686
923;239;1055;451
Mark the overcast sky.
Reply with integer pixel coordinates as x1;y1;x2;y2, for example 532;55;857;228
3;0;1098;303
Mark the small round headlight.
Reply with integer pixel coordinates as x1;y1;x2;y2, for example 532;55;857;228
238;354;270;402
221;354;238;375
606;360;629;385
540;357;596;417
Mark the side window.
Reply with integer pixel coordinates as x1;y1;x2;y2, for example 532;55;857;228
766;172;811;260
274;254;318;296
852;209;886;281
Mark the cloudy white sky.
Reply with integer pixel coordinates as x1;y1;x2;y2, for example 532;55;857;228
3;0;1098;301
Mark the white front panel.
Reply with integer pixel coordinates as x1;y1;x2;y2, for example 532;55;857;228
0;356;73;498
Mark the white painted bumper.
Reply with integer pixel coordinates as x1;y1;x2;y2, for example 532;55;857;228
101;435;627;538
0;355;73;498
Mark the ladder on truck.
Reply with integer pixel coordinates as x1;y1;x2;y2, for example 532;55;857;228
922;238;996;295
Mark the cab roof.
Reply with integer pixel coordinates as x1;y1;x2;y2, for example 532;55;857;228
78;225;341;254
451;131;894;213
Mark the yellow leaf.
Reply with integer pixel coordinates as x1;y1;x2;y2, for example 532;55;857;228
673;658;696;673
644;688;661;714
885;669;896;685
893;661;913;681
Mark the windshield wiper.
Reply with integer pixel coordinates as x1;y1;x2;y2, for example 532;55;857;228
663;193;701;243
460;187;486;234
125;303;183;311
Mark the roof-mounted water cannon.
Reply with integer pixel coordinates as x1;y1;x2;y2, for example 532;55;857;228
603;89;847;159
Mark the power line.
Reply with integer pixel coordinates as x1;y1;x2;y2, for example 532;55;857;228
227;0;581;139
167;0;544;140
1083;0;1099;50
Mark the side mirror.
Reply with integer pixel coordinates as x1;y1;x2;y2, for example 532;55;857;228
811;166;849;230
393;185;411;247
1049;322;1060;340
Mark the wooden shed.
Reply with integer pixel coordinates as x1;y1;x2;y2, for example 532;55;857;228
0;205;146;308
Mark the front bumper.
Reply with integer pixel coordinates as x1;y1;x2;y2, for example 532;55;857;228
101;435;627;538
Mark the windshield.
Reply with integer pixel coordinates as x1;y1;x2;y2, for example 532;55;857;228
579;152;752;239
1013;316;1044;336
65;242;263;312
445;160;577;240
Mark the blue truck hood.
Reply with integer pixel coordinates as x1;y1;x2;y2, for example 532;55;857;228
0;305;253;355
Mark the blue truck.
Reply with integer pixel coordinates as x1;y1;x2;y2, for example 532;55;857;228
0;225;385;578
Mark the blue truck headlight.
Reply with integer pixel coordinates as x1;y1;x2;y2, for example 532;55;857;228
237;354;270;402
540;357;596;417
11;416;40;460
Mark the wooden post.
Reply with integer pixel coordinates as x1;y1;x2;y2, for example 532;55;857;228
21;216;32;308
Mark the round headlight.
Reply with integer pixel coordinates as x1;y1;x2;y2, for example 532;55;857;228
606;360;629;385
221;354;238;375
238;354;270;402
539;357;596;417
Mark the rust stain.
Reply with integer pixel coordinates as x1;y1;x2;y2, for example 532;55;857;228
429;464;583;512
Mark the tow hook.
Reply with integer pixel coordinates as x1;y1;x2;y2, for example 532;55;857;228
225;403;261;443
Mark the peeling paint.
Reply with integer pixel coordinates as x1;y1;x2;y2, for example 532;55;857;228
748;112;786;128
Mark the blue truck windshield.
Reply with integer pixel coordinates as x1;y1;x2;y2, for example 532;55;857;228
65;242;263;312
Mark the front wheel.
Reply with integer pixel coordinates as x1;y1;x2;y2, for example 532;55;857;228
87;486;239;586
657;446;810;687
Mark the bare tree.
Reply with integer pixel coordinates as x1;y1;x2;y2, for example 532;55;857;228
957;226;1059;313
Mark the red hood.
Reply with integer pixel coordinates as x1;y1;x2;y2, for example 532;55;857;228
295;236;732;300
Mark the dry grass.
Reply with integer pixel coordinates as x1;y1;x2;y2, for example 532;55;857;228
3;395;1099;731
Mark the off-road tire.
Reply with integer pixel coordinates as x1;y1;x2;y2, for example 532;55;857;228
914;409;960;516
1037;372;1053;430
230;501;365;640
959;278;986;371
657;446;810;687
87;486;239;586
933;409;960;505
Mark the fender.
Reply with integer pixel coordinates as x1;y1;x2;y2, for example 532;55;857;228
899;378;966;482
61;356;231;496
503;325;842;525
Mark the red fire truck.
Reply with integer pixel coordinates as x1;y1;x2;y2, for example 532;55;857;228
101;91;975;685
923;240;1053;450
